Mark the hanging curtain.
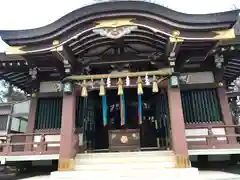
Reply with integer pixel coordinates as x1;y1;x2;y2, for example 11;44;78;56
120;90;126;126
102;95;108;126
138;94;143;125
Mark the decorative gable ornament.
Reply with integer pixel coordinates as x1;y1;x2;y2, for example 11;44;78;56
93;25;138;39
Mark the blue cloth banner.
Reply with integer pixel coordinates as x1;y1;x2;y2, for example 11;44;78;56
120;90;126;126
138;95;142;124
102;95;108;126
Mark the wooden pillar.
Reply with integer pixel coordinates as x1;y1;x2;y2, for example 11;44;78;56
167;86;189;168
25;97;38;151
58;89;76;171
217;87;237;144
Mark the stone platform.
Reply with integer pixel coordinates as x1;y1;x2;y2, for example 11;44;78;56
50;151;201;180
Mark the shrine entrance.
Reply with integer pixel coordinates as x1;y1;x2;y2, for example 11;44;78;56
82;88;170;152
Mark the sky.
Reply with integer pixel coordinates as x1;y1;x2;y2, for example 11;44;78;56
0;0;239;51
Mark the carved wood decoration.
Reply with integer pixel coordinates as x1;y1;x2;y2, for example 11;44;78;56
93;26;138;39
93;19;138;39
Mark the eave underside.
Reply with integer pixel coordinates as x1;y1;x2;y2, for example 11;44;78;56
1;35;240;93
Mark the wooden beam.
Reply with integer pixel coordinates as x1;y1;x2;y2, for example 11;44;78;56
227;91;240;98
63;68;172;81
81;53;152;65
165;35;183;67
0;66;29;72
203;41;220;61
62;44;76;66
164;39;172;60
52;45;81;74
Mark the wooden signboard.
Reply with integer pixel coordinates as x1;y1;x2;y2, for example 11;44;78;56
108;129;140;152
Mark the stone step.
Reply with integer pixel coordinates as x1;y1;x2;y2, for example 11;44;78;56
75;155;174;165
74;161;175;171
76;151;173;159
75;151;174;165
50;168;200;180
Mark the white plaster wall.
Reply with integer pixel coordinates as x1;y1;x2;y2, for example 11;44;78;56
34;133;83;148
34;135;60;148
185;128;208;142
185;128;226;142
211;128;226;141
185;72;214;84
39;81;61;93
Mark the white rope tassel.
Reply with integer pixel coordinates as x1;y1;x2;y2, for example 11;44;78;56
107;77;111;88
126;76;130;86
145;74;150;85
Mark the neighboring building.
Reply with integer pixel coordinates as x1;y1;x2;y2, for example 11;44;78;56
0;1;240;178
0;101;29;135
0;103;12;136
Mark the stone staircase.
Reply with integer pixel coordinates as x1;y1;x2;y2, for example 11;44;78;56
50;151;200;180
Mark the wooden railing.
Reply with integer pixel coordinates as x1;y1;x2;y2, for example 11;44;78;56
0;132;61;156
186;125;240;149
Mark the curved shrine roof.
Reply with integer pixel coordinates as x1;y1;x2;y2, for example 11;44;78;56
0;1;239;93
0;1;239;45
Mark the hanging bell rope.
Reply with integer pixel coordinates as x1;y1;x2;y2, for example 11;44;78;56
137;76;143;95
152;75;159;93
81;80;88;97
99;79;105;96
117;78;123;95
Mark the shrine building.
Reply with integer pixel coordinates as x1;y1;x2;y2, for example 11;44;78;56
0;1;240;178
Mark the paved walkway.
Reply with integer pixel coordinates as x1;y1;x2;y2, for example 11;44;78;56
199;170;240;180
16;171;240;180
20;176;49;180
